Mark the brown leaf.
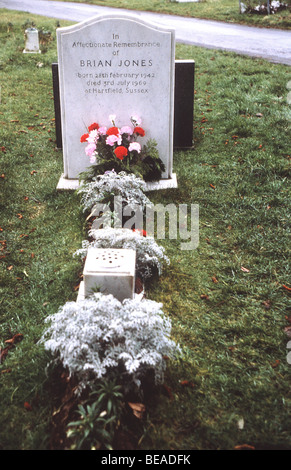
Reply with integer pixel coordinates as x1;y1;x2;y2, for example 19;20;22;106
200;294;210;300
180;380;195;388
282;284;291;292
128;402;145;419
0;346;12;363
241;266;250;273
24;402;32;411
5;333;23;345
209;184;216;189
234;444;255;450
271;359;280;368
212;276;218;283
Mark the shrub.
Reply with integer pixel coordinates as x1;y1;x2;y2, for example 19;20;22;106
74;227;170;281
40;293;180;394
77;169;152;215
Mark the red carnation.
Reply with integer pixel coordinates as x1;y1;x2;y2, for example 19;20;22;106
133;229;147;237
114;146;128;160
133;126;145;137
80;133;89;143
88;122;99;132
107;126;120;136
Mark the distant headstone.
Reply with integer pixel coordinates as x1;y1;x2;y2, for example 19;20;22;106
23;28;41;54
56;13;176;187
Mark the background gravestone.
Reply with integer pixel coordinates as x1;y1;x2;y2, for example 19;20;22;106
56;13;175;187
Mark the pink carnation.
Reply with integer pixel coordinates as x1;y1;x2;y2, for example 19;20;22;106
98;126;107;135
120;126;133;135
129;142;141;153
85;142;96;157
106;134;121;146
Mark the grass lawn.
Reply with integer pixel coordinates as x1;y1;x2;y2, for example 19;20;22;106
0;10;291;450
53;0;291;29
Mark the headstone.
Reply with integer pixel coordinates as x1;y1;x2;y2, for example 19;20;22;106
23;28;41;54
53;60;195;151
174;60;195;149
82;247;136;301
52;63;62;149
56;13;176;187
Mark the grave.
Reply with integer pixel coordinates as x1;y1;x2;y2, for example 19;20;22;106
23;28;41;54
56;13;177;190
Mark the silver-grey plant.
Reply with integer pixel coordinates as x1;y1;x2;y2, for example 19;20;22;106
78;169;152;214
74;227;170;281
40;293;180;393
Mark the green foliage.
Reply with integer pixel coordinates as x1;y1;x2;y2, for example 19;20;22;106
66;401;116;450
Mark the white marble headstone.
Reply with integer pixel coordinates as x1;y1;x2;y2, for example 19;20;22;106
23;28;41;53
57;13;175;183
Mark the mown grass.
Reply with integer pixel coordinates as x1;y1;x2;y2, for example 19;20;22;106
0;10;291;450
54;0;291;29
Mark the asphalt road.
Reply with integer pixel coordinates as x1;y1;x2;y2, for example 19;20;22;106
1;0;291;65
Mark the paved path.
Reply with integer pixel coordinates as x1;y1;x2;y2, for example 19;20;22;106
1;0;291;65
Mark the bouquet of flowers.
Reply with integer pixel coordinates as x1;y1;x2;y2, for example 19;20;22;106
80;115;165;182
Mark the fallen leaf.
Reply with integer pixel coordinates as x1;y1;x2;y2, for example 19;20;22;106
0;346;12;363
271;359;280;368
282;284;291;292
234;444;255;450
241;266;250;273
212;276;218;283
180;380;195;388
209;184;215;189
30;170;37;175
128;402;145;419
24;402;32;411
5;333;23;345
200;294;210;300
